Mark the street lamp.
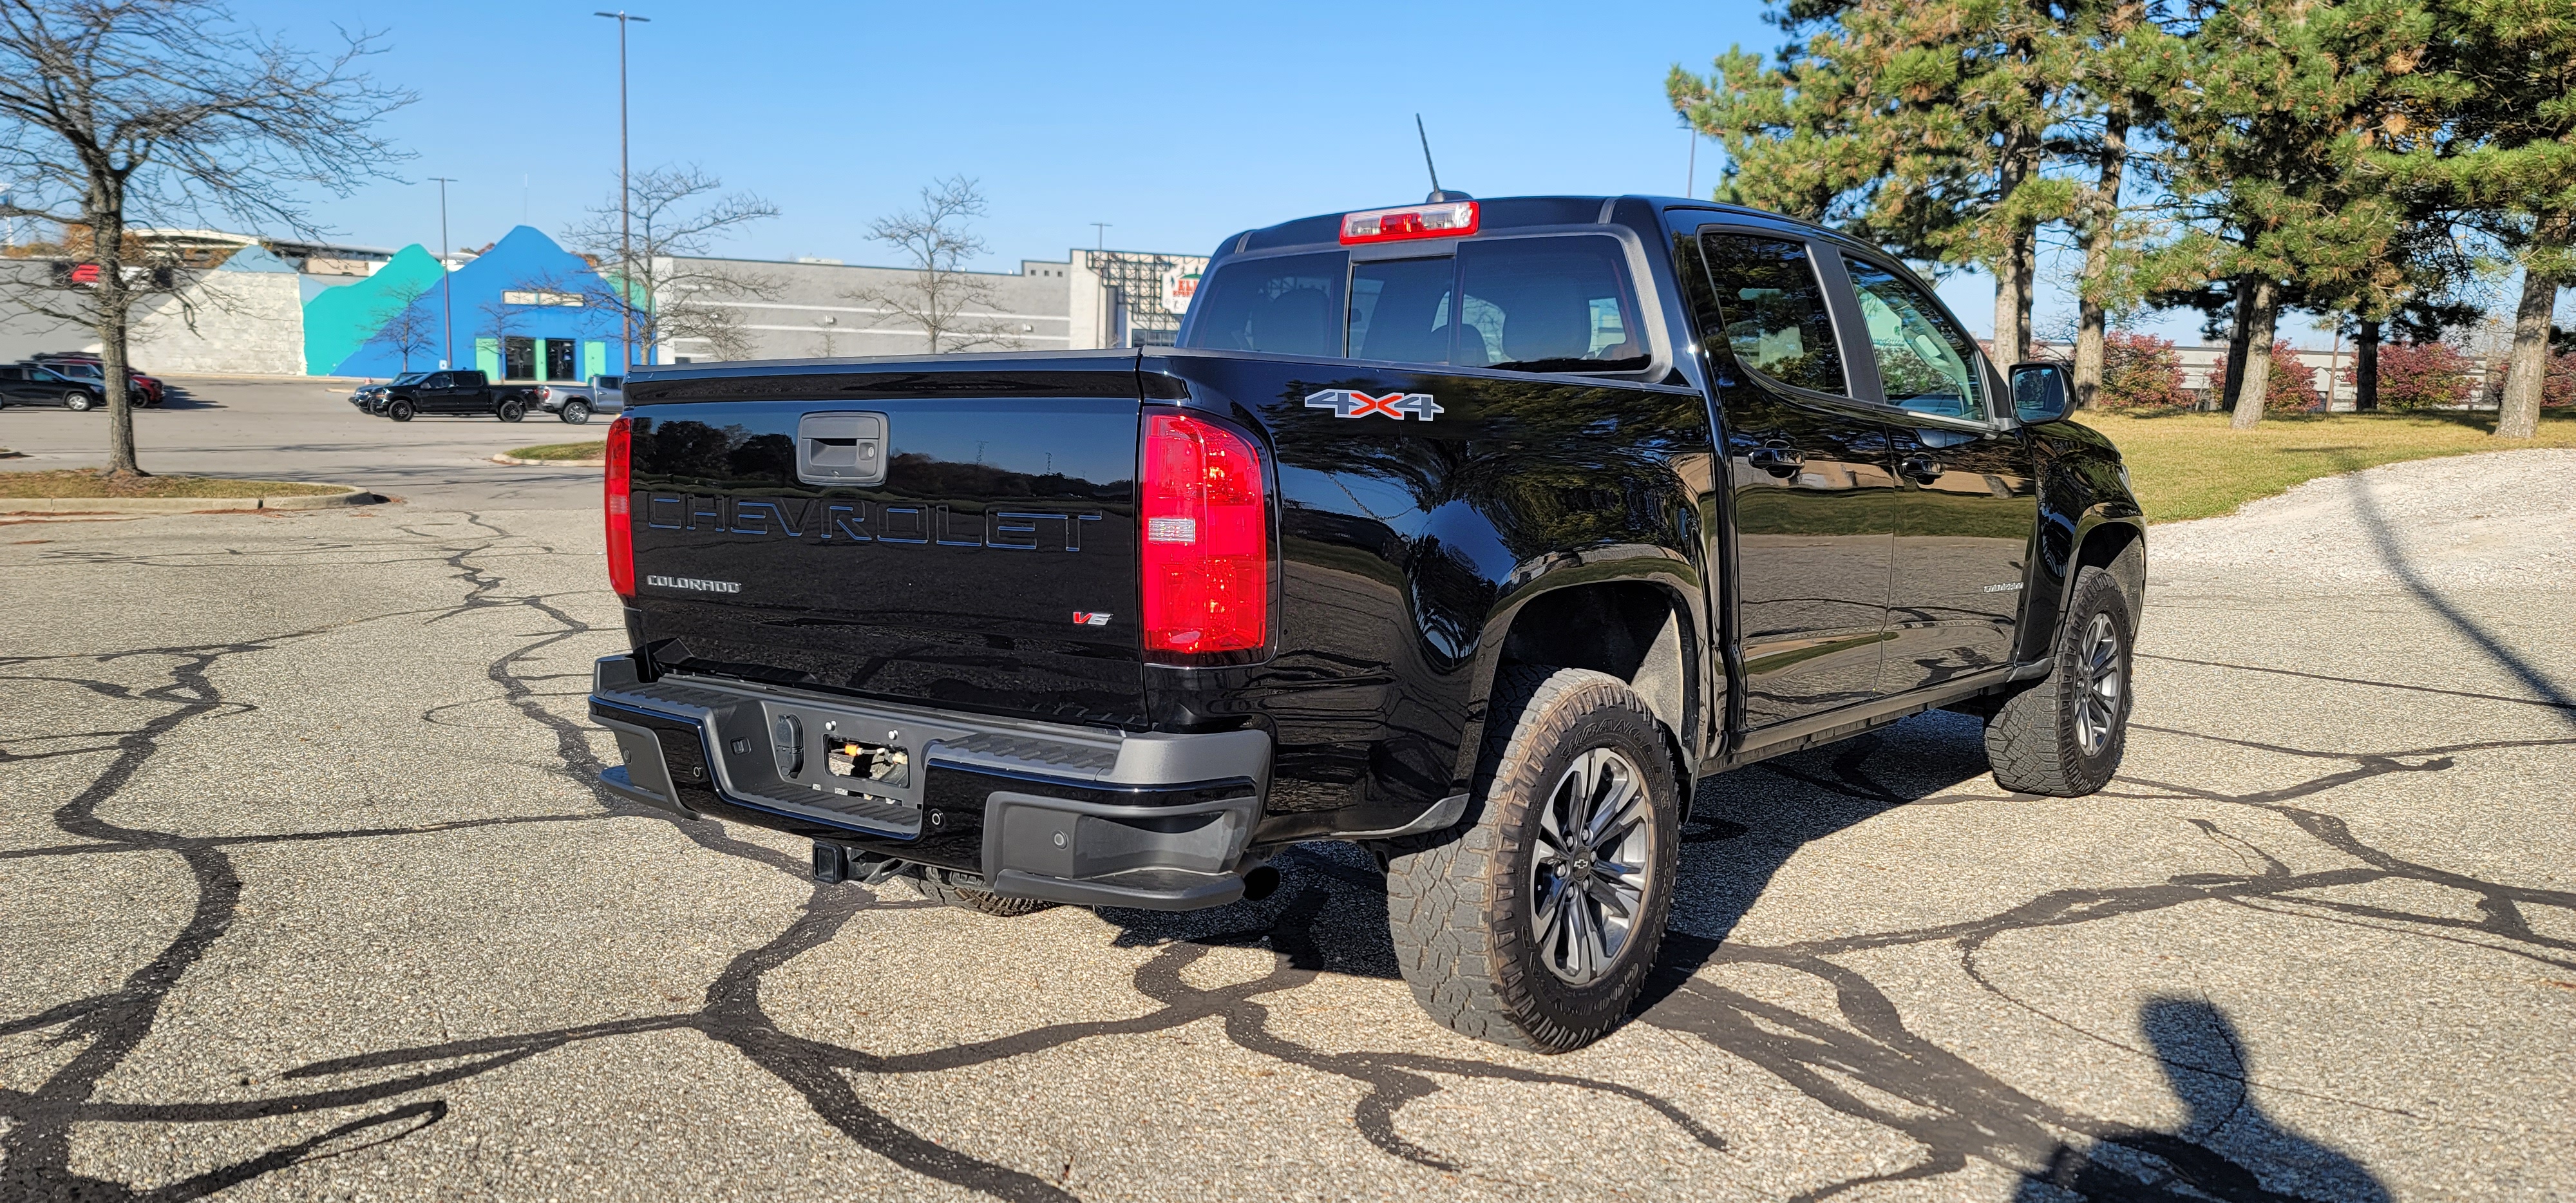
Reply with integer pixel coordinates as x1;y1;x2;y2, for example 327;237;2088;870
428;176;457;369
595;10;650;370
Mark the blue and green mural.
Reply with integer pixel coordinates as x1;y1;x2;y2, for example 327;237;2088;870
305;225;629;380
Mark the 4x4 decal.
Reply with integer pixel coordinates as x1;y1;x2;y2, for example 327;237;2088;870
1304;388;1443;422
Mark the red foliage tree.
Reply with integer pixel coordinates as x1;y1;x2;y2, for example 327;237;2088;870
2490;350;2576;410
2339;341;2472;411
2094;330;2192;411
2213;341;2322;413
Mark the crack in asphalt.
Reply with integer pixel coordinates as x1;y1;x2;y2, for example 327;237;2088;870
1;510;2570;1200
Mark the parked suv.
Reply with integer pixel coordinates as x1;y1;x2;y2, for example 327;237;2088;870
26;354;162;405
0;363;109;410
585;193;2146;1052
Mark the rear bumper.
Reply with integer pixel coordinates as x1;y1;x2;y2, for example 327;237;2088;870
587;655;1271;911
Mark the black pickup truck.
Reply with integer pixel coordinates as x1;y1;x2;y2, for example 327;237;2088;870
587;194;2145;1052
366;369;535;422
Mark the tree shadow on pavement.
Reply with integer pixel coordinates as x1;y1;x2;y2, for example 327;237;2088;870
2016;998;2391;1203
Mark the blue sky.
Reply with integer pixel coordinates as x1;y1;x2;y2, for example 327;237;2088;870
239;0;2287;347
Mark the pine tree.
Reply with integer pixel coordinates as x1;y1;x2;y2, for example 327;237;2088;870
2413;0;2576;439
2142;0;2446;429
1671;0;2117;364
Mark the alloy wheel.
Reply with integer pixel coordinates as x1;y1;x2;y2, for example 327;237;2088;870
2072;612;2123;755
1528;746;1654;986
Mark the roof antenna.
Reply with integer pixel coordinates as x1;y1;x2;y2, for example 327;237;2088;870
1417;114;1470;203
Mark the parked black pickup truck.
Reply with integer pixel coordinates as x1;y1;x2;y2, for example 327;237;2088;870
369;369;535;422
587;194;2145;1051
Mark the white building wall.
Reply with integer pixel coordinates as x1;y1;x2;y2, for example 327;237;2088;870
128;269;305;375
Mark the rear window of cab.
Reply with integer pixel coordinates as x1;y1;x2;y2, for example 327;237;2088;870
1182;235;1648;374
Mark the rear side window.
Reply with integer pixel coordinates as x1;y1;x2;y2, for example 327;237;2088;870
1697;233;1846;395
1183;251;1345;357
1455;236;1645;372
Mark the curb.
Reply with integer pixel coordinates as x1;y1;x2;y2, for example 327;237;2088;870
1;483;384;514
490;454;605;468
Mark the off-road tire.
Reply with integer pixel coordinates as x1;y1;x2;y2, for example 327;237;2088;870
497;398;527;422
1985;565;2135;797
906;867;1059;917
1384;667;1681;1053
386;399;415;422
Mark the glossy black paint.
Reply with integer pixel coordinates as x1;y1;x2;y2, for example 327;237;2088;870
622;387;1145;728
1142;347;1714;842
606;196;2146;855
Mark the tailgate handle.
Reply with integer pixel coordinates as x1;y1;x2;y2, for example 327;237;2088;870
797;412;889;486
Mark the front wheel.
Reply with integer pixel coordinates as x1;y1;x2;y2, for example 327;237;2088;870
64;392;94;412
559;400;591;424
386;399;415;422
1385;667;1681;1053
1984;565;2136;796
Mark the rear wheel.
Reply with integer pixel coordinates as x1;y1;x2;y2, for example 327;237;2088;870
560;400;591;424
496;397;527;422
1984;565;2135;796
906;867;1059;917
1385;667;1681;1053
386;399;415;422
64;392;93;412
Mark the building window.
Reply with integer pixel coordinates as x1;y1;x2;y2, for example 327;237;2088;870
544;339;579;381
502;290;583;307
503;337;536;380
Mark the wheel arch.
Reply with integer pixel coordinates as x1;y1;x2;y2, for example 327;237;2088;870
1476;576;1703;806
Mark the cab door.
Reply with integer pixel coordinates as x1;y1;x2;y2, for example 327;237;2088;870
1835;253;2040;692
1687;227;1898;730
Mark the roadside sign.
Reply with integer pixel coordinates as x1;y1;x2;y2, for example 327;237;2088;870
1160;264;1200;314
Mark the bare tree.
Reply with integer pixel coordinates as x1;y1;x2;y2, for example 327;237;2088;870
560;164;778;365
0;1;410;477
359;279;437;373
847;176;1022;354
475;294;523;379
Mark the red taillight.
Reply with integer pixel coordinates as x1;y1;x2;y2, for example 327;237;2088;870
605;417;635;598
1140;412;1268;662
1340;200;1479;245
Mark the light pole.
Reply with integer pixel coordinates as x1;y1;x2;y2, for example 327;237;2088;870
596;10;650;369
428;176;457;370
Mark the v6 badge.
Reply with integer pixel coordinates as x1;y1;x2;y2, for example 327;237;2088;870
1304;388;1443;422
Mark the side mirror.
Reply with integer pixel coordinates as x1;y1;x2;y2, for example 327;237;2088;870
2010;361;2073;424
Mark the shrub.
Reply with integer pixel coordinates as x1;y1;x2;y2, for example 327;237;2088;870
2340;341;2472;411
2094;330;2191;411
2211;339;2324;412
2490;349;2576;409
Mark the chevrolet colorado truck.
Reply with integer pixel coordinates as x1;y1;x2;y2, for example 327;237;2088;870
587;194;2146;1052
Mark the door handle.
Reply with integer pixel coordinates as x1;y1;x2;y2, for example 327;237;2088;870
1748;445;1805;477
1900;453;1944;484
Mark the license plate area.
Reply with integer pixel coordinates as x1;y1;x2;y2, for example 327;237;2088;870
825;731;911;790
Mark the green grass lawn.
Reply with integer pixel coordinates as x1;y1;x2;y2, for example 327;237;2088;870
0;471;349;498
2076;409;2576;524
504;440;607;461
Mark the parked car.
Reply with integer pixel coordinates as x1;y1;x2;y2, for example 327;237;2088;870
533;374;626;424
0;363;109;410
585;192;2145;1053
370;370;535;422
27;354;163;405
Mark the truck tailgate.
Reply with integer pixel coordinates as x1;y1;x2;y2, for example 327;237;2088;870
623;392;1143;727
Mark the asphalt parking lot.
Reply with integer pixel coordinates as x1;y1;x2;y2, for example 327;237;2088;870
3;422;2571;1198
0;375;600;508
